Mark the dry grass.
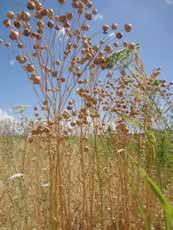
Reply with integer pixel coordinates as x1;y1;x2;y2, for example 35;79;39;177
0;133;172;229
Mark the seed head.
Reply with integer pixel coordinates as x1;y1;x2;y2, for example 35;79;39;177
3;19;11;28
9;30;19;40
116;32;123;39
27;1;36;10
124;23;132;32
102;24;110;33
7;11;15;19
58;0;65;4
111;23;118;30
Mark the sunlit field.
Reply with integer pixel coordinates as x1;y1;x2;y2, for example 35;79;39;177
0;0;173;229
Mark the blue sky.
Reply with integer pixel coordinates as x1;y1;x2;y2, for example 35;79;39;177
0;0;173;117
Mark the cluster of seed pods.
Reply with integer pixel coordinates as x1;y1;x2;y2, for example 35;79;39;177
1;0;172;136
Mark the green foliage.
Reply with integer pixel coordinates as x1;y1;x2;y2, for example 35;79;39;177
105;42;140;69
140;169;173;230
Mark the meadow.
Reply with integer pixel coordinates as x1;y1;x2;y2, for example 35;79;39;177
0;0;173;229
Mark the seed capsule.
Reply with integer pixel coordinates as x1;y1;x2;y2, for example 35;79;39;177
81;24;90;32
20;11;31;21
85;13;92;20
58;0;65;4
113;41;118;47
86;1;92;8
25;64;35;72
23;28;30;36
9;30;19;40
124;23;132;32
18;43;24;49
16;55;27;64
7;11;15;19
111;23;118;30
92;8;98;15
66;12;73;20
102;24;110;33
47;20;54;28
3;19;11;28
116;32;123;39
30;75;41;84
14;20;21;29
27;1;36;10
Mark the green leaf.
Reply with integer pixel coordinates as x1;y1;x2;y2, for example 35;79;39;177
140;169;173;230
138;202;151;230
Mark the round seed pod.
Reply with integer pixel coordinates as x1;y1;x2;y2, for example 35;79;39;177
54;59;61;65
124;23;132;32
85;13;92;20
14;20;21;29
116;32;123;39
113;41;118;47
81;24;90;31
37;20;44;28
3;19;11;28
30;74;41;84
27;1;36;10
111;23;118;30
104;45;112;54
25;64;35;72
51;71;58;77
58;0;65;4
66;12;73;20
59;15;66;23
102;24;109;33
18;42;24;49
20;11;31;21
86;1;92;8
16;55;27;64
37;28;44;34
7;11;15;19
47;9;54;18
92;8;98;15
9;30;19;40
23;28;30;36
47;20;54;28
86;52;93;60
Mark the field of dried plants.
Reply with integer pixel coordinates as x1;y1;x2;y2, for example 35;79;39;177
0;0;173;229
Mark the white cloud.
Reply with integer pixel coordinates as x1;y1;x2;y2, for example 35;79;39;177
0;108;14;121
165;0;173;4
9;59;15;66
93;13;103;21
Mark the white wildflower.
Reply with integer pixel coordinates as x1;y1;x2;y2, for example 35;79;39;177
117;149;125;154
9;173;24;180
41;182;50;188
